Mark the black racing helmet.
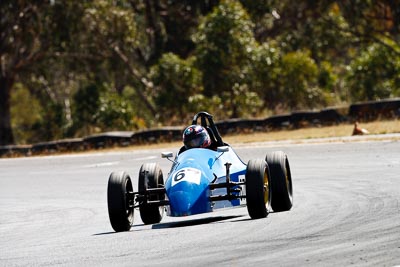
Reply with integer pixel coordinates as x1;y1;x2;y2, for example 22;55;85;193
183;125;211;149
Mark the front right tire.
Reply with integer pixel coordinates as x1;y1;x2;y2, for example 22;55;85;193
265;151;293;212
245;159;271;219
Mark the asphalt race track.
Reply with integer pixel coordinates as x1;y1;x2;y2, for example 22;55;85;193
1;138;399;266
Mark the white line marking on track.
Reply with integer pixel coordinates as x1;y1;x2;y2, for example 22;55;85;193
132;156;158;161
83;161;120;168
83;156;158;167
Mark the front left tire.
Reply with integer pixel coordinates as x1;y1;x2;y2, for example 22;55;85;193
138;163;165;224
107;171;134;232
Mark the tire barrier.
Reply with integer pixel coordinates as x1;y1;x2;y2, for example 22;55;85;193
1;98;399;157
349;98;400;121
131;127;182;144
0;145;32;157
216;118;267;134
83;131;134;149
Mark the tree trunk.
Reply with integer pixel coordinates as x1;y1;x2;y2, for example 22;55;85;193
0;75;15;146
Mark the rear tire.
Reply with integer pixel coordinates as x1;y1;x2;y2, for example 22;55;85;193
138;163;165;224
245;159;271;219
107;171;134;232
265;151;293;212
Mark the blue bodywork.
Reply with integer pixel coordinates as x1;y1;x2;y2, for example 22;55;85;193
164;147;247;217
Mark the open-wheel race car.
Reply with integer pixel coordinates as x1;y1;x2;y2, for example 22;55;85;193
107;112;293;232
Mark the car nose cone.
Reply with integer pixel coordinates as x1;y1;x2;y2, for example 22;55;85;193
168;191;193;216
167;181;211;216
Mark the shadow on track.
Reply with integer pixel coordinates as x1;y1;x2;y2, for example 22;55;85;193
93;231;116;236
152;215;244;229
94;215;246;235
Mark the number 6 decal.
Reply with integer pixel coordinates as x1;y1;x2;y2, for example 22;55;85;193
174;170;186;182
171;167;201;186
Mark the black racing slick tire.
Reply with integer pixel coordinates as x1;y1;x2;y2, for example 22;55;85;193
138;163;165;224
107;171;134;232
245;159;271;219
265;151;293;212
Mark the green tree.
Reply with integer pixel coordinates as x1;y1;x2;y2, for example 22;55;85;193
346;44;400;101
222;83;263;118
193;0;256;97
337;0;400;55
193;0;264;117
0;1;54;145
70;84;102;137
32;102;66;143
248;42;282;110
279;51;321;110
82;0;158;116
129;0;219;62
0;1;93;145
149;53;203;123
10;84;42;144
95;92;135;131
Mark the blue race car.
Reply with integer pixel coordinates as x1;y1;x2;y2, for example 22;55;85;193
107;112;293;232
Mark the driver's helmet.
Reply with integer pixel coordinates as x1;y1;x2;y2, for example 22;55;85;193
183;125;211;149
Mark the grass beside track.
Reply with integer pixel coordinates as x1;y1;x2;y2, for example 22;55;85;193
116;119;400;151
223;119;400;144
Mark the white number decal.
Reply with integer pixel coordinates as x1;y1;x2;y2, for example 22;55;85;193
171;167;201;186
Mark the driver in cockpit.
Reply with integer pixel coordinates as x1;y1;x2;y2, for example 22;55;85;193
179;125;212;154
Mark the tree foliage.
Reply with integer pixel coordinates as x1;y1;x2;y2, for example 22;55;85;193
71;84;101;136
346;44;400;101
10;84;42;144
150;53;203;123
1;0;400;145
280;51;320;110
194;0;256;97
95;92;135;131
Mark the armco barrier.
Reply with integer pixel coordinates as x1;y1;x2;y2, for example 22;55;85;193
263;114;292;129
84;131;134;149
55;138;85;152
349;98;400;121
319;108;347;125
0;145;32;157
31;138;84;154
1;98;399;157
216;118;267;134
290;111;322;128
290;108;347;128
131;127;182;144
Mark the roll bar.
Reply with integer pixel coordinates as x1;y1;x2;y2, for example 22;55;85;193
191;111;224;146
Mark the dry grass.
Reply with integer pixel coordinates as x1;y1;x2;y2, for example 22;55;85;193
223;119;400;144
121;119;399;151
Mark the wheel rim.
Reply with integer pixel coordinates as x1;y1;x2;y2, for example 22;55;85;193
263;167;269;204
